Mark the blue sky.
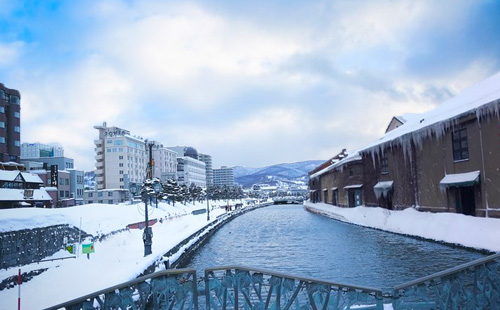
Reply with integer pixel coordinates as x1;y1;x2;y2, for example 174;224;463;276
1;0;500;172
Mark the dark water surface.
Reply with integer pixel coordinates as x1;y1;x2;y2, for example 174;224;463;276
185;205;486;288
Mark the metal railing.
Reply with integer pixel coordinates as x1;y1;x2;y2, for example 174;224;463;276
204;266;383;310
43;252;500;310
392;252;500;309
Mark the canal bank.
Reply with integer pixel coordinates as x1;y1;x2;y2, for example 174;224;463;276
304;201;500;252
140;201;273;275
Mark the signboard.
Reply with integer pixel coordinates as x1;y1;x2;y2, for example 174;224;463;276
66;244;75;254
82;243;95;254
50;165;58;187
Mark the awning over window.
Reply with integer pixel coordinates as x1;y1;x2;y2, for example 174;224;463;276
344;184;363;190
322;188;328;191
331;187;338;191
439;171;480;187
374;181;394;198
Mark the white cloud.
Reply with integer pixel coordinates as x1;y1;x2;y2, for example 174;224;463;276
0;41;24;67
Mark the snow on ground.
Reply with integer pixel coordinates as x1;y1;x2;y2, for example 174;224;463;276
0;199;245;310
304;201;500;252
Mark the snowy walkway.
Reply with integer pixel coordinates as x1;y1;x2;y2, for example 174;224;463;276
304;201;500;252
0;200;245;310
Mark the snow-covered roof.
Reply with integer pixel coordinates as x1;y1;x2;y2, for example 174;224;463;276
21;172;43;184
0;170;20;181
0;170;44;183
344;184;363;189
0;188;52;201
374;181;394;189
309;153;362;179
362;71;500;154
440;171;480;187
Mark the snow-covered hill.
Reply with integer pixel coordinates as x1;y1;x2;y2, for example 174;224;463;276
234;160;324;188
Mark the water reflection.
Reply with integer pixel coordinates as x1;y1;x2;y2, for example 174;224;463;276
185;205;485;288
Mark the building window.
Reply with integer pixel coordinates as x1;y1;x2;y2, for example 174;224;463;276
98;192;103;197
10;95;20;105
65;191;69;197
119;155;123;160
349;169;353;176
119;170;124;174
0;107;4;113
452;128;469;161
88;193;93;198
108;192;113;197
119;163;123;167
0;137;5;143
98;200;103;203
14;111;20;118
14;126;20;132
119;178;124;182
14;140;20;147
381;154;388;174
0;121;5;128
60;191;64;197
108;200;114;204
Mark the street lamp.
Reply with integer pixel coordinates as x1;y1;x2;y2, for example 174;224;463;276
139;180;158;257
153;182;161;209
206;188;210;221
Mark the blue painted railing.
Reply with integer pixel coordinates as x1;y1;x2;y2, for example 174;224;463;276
44;252;500;310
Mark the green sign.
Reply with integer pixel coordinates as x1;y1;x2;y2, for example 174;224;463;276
66;244;75;254
82;243;95;254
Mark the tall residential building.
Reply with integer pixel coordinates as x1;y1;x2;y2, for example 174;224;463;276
94;123;146;190
21;142;64;158
198;153;213;187
213;166;235;187
169;146;206;187
148;141;177;181
0;83;21;163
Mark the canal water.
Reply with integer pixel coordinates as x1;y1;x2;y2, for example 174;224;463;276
184;204;486;289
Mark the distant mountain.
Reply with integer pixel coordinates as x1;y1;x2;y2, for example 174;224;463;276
233;160;325;189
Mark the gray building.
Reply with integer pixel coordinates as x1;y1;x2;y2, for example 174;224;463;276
68;169;84;205
213;166;235;187
20;156;74;170
198;153;213;187
83;189;129;205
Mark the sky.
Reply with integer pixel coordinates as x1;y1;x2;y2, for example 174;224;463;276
1;0;500;172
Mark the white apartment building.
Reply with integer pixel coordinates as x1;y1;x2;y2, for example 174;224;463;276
198;153;213;187
177;157;206;187
94;123;147;190
213;166;235;187
149;141;177;181
21;142;64;158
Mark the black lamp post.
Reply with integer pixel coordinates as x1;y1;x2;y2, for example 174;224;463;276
206;190;210;221
141;187;152;257
153;182;161;208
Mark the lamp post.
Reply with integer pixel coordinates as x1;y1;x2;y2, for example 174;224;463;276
153;182;161;208
206;189;210;221
141;186;152;257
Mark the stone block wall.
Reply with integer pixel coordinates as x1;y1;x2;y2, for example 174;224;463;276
0;225;87;269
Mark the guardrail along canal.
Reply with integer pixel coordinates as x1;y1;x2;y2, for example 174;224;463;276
184;204;486;288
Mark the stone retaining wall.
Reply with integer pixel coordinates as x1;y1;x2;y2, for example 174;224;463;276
0;225;87;269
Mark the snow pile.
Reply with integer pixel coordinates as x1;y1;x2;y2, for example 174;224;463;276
304;201;500;252
0;199;243;310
